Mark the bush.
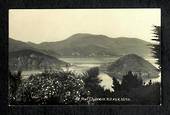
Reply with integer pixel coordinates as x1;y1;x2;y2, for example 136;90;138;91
112;76;121;92
110;71;160;105
13;70;85;105
121;71;143;91
86;67;99;78
8;70;22;104
83;67;106;104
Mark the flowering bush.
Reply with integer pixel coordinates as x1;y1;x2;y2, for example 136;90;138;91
14;70;85;105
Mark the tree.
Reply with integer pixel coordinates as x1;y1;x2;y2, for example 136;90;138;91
112;76;121;92
121;71;143;91
83;67;102;96
148;80;152;86
8;70;22;104
83;67;109;104
151;25;161;70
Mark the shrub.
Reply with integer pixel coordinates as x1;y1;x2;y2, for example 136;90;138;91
112;76;121;92
83;67;105;102
14;70;85;105
8;70;22;104
86;67;99;78
121;71;143;91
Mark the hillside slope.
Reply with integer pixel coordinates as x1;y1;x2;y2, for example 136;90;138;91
9;38;60;57
34;33;152;57
9;49;67;71
107;54;159;80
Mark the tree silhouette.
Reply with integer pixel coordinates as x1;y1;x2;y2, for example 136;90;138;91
8;70;22;104
151;25;161;70
83;67;102;96
112;76;121;92
148;80;152;86
83;67;109;105
121;71;143;91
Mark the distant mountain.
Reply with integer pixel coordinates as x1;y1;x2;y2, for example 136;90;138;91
106;54;159;80
9;33;153;58
9;38;60;57
31;33;152;57
9;49;67;71
9;38;34;52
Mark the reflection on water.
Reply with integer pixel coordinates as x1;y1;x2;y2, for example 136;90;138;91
21;70;42;79
145;73;161;83
59;57;119;64
98;73;114;92
21;57;161;91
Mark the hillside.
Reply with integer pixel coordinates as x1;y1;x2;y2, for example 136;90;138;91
33;33;152;57
9;33;153;58
107;54;159;80
9;38;60;57
9;49;67;71
9;38;34;52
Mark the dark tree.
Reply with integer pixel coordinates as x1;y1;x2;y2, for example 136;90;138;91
83;67;105;100
151;25;161;70
8;70;22;104
121;71;143;91
86;67;99;78
84;67;101;95
112;76;121;92
148;80;152;86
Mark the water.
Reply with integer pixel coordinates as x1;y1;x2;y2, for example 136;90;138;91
98;73;114;92
21;70;42;79
59;57;158;71
21;57;160;91
59;57;118;72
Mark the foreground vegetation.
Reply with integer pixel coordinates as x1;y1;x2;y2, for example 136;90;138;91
9;67;160;105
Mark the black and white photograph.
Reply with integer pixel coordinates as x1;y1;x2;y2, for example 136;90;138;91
8;9;161;105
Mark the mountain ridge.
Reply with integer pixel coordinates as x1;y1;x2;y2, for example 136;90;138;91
28;33;150;44
9;33;152;58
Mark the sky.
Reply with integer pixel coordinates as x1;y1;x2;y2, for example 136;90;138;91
9;9;160;43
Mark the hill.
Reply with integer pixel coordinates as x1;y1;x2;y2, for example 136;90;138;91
9;38;60;57
107;54;159;80
9;33;153;58
33;33;152;57
9;49;67;71
9;38;34;52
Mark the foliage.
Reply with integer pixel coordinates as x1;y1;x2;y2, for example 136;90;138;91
13;70;85;105
126;82;160;105
83;67;107;104
9;49;66;71
8;70;22;104
151;25;161;70
110;71;160;105
121;71;143;91
9;68;160;105
84;67;102;95
86;67;100;78
112;76;121;92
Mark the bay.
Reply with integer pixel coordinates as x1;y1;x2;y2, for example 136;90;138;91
21;57;160;91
